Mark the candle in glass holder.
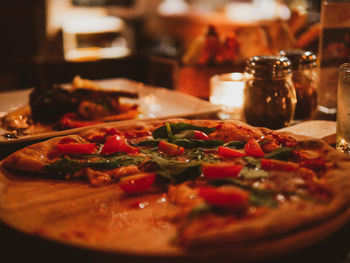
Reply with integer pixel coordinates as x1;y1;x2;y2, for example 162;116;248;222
210;73;246;120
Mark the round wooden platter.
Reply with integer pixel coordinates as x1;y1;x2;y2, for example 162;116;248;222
1;164;350;263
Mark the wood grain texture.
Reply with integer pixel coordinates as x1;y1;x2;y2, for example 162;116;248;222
0;118;349;263
2;164;350;262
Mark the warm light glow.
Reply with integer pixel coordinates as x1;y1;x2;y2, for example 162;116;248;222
210;73;246;120
62;15;124;34
225;0;291;22
62;15;130;61
158;0;190;15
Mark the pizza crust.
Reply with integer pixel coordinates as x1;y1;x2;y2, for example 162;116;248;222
2;118;350;260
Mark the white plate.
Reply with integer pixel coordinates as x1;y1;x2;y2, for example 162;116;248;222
0;78;221;144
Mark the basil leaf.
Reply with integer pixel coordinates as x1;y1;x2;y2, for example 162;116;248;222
137;139;161;147
223;141;245;149
153;123;216;139
45;157;80;176
264;147;294;160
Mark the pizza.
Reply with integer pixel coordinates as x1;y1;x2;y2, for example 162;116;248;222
0;76;139;139
2;118;350;260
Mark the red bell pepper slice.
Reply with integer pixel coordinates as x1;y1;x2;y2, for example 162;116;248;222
194;130;210;140
101;135;139;155
218;146;246;158
158;141;184;156
198;186;249;209
57;143;96;155
202;163;243;179
261;159;298;172
119;173;156;193
244;138;265;158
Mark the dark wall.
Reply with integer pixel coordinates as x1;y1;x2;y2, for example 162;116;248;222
0;0;46;91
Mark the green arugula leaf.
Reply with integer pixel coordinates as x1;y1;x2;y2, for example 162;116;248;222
243;156;261;168
152;123;216;139
84;155;144;170
46;155;145;176
223;141;245;149
149;153;202;183
188;148;220;163
239;156;269;180
264;147;294;160
165;122;174;142
175;130;195;139
258;138;271;146
188;203;212;220
173;139;224;149
138;138;223;149
239;166;269;180
137;139;161;147
249;192;278;208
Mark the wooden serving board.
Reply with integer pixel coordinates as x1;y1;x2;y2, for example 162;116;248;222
1;164;350;263
0;119;346;262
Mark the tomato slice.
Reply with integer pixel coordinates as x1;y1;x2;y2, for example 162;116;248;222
261;159;298;172
218;146;246;158
158;141;184;156
59;113;101;128
105;128;122;136
57;143;96;155
202;163;242;179
244;138;265;158
198;186;249;209
101;135;139;155
300;159;326;172
258;137;280;153
58;137;76;144
194;130;210;140
119;173;156;193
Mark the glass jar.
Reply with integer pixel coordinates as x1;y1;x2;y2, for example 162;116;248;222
243;56;297;129
279;50;318;120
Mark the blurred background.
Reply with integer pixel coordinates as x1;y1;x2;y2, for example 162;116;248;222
0;0;322;91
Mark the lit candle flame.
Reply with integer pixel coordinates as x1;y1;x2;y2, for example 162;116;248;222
210;73;246;120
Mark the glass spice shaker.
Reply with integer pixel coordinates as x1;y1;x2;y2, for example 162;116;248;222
279;50;318;120
243;56;297;129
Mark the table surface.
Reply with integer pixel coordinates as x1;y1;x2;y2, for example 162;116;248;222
0;112;347;263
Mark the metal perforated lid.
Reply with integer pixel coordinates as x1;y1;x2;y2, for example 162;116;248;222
245;56;292;78
279;50;317;70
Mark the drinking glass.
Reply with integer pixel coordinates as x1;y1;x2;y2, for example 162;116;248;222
336;63;350;153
